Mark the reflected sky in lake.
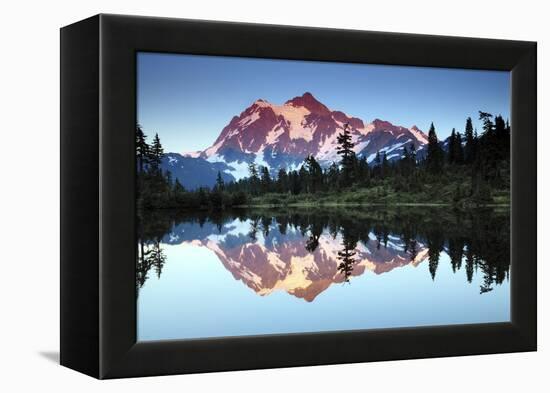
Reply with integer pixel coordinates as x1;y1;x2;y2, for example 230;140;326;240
137;208;510;341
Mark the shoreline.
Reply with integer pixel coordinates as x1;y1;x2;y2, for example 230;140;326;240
236;202;511;208
138;202;511;212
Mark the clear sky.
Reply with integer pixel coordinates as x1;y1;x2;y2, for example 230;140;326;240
137;52;510;154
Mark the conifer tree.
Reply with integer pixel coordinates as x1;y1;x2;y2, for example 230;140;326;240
400;145;414;177
248;162;259;194
304;155;323;192
149;133;164;175
260;166;272;193
448;128;464;164
215;171;225;191
248;162;258;179
276;168;288;193
136;124;149;172
381;152;390;179
448;128;457;164
426;122;443;174
454;131;464;164
357;156;370;184
464;117;475;163
327;162;339;190
298;165;308;193
289;170;301;194
479;111;494;136
336;123;356;186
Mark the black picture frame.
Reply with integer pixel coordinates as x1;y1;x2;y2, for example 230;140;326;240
60;14;537;379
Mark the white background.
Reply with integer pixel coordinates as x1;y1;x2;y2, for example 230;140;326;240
0;0;547;391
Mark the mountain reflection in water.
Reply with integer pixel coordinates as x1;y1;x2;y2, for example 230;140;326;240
137;207;510;302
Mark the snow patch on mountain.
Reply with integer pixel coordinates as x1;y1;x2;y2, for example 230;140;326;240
410;125;429;144
265;123;285;144
274;103;313;141
179;93;429;180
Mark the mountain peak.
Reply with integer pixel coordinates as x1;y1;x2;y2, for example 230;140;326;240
285;92;331;116
372;118;394;128
251;98;271;108
195;94;431;176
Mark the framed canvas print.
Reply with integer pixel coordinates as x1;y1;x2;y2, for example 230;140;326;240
60;14;536;379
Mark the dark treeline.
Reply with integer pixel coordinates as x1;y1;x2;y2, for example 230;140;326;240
137;111;510;210
137;207;509;294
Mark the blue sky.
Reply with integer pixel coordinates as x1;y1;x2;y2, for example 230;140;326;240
137;52;510;154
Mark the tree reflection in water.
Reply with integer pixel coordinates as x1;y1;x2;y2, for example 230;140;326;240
136;238;166;293
136;207;510;297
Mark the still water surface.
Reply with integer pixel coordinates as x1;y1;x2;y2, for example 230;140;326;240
137;207;510;341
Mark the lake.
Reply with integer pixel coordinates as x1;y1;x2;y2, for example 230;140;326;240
136;207;510;341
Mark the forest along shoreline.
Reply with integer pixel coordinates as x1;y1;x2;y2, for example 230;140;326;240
136;111;510;213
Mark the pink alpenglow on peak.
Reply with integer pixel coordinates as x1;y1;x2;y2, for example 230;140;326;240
183;93;429;179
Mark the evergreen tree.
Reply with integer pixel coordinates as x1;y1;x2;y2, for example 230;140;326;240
327;162;339;190
427;231;443;280
260;166;272;193
289;170;301;194
336;123;356;186
248;162;259;179
149;240;166;279
464;117;475;163
426;122;443;174
494;115;506;135
408;144;417;183
215;171;225;191
149;133;164;175
304;155;323;192
136;124;149;172
448;128;457;164
454;131;464;164
381;152;390;179
276;168;288;193
479;111;494;137
337;234;358;283
197;187;209;207
448;128;464;164
399;145;415;177
248;162;260;194
298;165;308;193
357;156;370;185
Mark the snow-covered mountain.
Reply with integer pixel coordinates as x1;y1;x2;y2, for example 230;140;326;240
185;92;429;180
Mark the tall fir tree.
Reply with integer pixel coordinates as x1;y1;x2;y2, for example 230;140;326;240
149;133;164;175
454;131;464;164
260;166;272;193
136;124;149;172
426;122;443;174
448;128;457;164
479;111;494;136
336;123;356;186
448;128;464;164
464;117;476;163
